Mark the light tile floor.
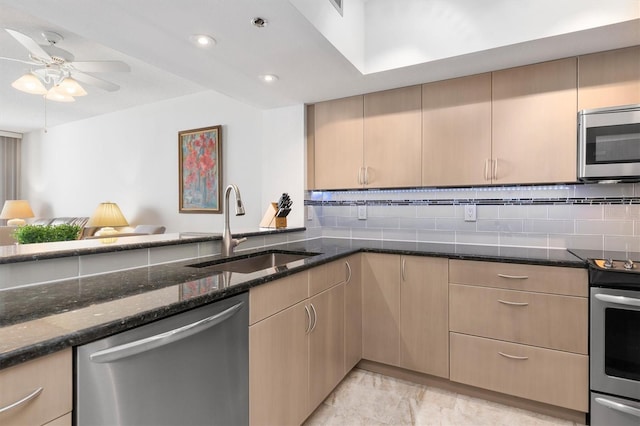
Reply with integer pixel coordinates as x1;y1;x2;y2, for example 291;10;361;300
304;369;585;426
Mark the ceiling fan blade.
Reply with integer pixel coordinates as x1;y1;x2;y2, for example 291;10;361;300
70;61;131;73
5;29;53;62
72;71;120;92
0;56;39;65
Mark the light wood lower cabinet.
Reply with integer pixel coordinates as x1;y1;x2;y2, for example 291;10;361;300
450;333;588;412
0;348;72;426
344;254;362;372
362;253;450;378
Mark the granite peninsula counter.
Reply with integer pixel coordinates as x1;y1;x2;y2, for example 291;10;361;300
0;237;586;369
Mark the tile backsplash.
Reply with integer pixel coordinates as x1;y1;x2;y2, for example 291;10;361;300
304;183;640;251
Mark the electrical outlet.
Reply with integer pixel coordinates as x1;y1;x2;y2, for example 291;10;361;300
307;206;313;221
357;205;367;220
464;204;477;222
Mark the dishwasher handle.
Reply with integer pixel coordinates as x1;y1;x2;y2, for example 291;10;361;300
90;301;244;363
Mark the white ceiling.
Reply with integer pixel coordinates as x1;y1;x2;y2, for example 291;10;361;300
0;0;638;134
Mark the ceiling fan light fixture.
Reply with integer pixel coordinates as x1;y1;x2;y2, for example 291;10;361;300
11;73;47;95
59;77;87;96
46;87;75;102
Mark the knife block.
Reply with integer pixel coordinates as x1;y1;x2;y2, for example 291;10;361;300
259;202;287;229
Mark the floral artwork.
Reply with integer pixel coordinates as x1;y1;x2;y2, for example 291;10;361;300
178;125;222;213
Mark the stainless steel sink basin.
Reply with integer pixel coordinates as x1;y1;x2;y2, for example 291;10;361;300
187;250;319;274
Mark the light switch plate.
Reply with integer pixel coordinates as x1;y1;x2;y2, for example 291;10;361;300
464;204;477;222
358;205;367;220
307;206;313;221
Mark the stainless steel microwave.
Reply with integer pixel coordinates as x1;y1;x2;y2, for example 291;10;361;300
578;104;640;182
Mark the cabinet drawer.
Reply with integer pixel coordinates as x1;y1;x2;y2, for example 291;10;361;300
450;284;587;354
0;349;72;426
450;333;588;412
309;259;348;296
249;272;309;325
449;260;587;297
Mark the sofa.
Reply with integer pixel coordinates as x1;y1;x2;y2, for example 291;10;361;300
0;217;166;245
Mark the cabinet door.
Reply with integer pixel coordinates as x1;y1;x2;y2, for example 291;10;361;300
400;256;449;378
364;86;422;188
308;284;345;411
578;46;640;110
344;254;362;372
314;95;364;190
422;74;492;186
249;302;309;426
362;253;400;365
492;58;577;184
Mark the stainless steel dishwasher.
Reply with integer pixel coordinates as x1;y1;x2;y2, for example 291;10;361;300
76;292;248;426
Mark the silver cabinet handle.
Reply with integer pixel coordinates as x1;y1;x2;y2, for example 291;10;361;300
594;397;640;418
493;158;499;180
498;299;529;307
595;293;640;307
357;167;363;185
304;305;312;334
497;273;529;280
345;260;352;284
309;303;317;333
401;257;406;282
90;301;244;363
0;387;43;414
484;159;491;181
364;167;369;185
498;351;529;360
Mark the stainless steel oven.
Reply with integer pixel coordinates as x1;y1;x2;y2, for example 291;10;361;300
589;259;640;425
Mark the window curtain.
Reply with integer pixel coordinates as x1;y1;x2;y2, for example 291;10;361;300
0;135;21;206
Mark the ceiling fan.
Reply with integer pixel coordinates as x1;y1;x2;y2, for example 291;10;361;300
1;28;130;102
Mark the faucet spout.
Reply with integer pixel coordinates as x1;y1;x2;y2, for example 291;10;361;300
222;184;246;257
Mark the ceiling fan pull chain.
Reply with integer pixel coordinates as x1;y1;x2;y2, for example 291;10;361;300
43;96;48;133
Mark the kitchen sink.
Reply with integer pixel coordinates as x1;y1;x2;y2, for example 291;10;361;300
186;250;320;274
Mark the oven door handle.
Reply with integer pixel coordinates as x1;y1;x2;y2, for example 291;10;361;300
594;397;640;418
594;293;640;307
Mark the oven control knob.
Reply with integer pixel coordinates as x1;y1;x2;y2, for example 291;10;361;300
603;258;614;269
623;259;635;270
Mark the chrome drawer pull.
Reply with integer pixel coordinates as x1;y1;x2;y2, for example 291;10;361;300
498;351;528;360
304;305;312;334
0;387;43;414
345;261;352;284
309;304;318;333
595;293;640;307
497;274;529;280
595;397;640;418
498;299;529;307
401;258;406;282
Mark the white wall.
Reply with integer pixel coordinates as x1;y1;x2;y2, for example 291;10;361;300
20;90;305;234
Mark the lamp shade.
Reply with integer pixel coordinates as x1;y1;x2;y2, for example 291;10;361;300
11;73;47;95
87;202;129;227
0;200;35;226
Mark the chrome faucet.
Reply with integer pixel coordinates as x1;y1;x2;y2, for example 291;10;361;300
221;184;247;256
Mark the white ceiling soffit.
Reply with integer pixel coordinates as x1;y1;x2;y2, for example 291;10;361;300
0;0;639;134
291;0;640;74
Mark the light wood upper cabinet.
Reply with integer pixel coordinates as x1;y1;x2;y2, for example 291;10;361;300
364;85;422;188
492;58;578;185
422;74;492;186
314;95;364;190
400;256;449;378
578;46;640;110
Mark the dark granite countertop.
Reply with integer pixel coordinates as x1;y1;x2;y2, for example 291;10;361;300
0;237;585;369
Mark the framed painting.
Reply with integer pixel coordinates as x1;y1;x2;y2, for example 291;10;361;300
178;125;222;213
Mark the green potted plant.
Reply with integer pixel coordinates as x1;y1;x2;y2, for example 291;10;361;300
13;224;83;244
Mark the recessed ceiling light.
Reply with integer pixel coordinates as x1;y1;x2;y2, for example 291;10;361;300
260;74;278;83
189;34;216;47
251;17;268;28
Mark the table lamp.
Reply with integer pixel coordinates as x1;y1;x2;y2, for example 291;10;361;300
87;202;129;237
0;200;35;226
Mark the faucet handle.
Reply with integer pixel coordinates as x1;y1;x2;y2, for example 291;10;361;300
232;237;247;248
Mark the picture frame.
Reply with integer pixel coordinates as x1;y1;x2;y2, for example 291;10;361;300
178;125;222;213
